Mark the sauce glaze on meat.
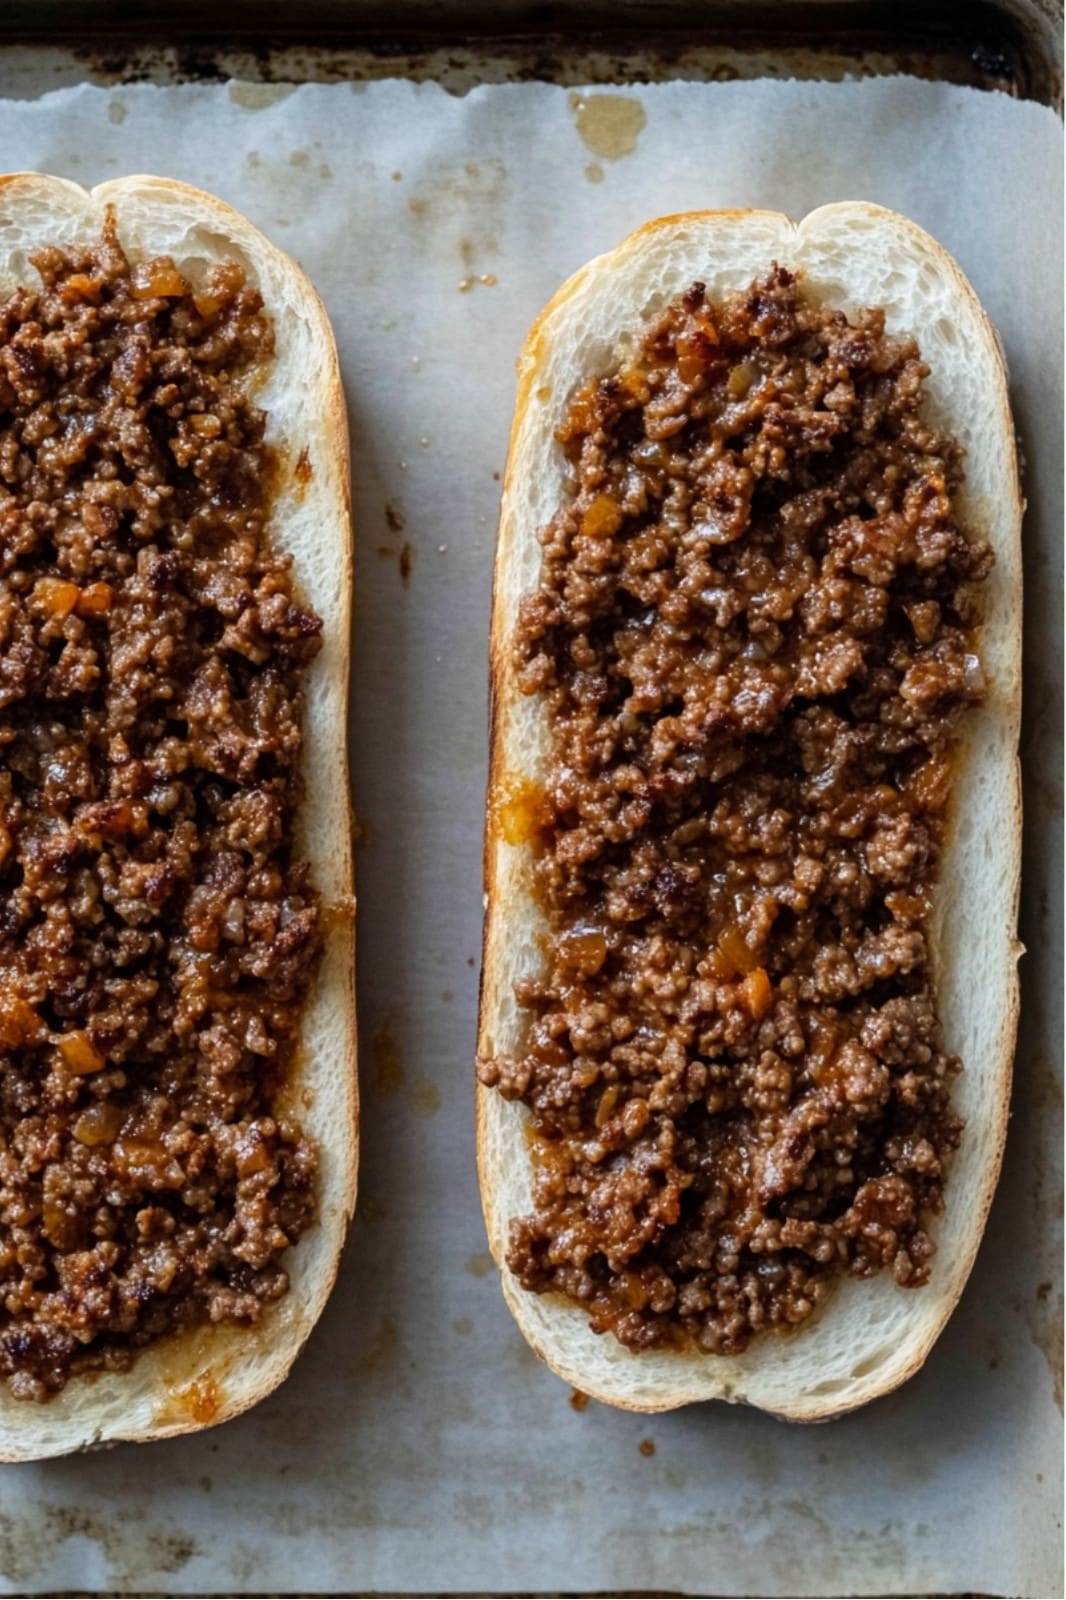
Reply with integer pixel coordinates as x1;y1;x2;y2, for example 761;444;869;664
479;269;992;1355
0;218;321;1399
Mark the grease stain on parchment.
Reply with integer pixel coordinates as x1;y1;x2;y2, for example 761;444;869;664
358;1190;387;1222
371;1017;405;1098
569;93;646;161
466;1251;494;1278
406;162;507;296
407;160;507;223
229;83;296;111
611;1495;910;1600
0;1505;198;1589
585;161;605;183
457;235;499;291
409;1080;441;1118
107;100;126;125
1027;1282;1064;1413
362;1313;402;1374
348;1314;413;1402
157;1370;222;1429
350;1314;467;1414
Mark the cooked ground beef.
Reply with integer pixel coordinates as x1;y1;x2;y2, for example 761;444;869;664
479;268;992;1355
0;218;321;1400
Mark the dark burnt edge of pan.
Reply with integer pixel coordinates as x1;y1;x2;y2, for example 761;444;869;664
29;1591;1006;1599
0;0;1056;106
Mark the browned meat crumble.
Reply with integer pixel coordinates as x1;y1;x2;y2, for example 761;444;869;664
0;218;321;1399
479;269;992;1355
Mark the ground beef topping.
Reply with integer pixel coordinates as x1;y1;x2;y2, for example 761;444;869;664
0;218;321;1400
479;268;992;1355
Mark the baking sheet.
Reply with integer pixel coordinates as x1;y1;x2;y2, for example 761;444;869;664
0;75;1060;1600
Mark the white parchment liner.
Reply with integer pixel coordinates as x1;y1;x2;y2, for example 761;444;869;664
0;77;1059;1600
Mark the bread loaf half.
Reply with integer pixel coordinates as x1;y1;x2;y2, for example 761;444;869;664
477;205;1021;1419
0;175;355;1459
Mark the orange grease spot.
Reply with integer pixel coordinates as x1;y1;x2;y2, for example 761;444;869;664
493;776;551;847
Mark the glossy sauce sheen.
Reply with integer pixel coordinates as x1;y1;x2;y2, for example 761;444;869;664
0;220;321;1399
480;270;992;1356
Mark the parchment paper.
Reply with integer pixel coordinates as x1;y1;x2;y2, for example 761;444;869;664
0;76;1060;1600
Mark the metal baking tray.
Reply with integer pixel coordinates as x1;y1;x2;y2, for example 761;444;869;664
0;0;1060;104
0;6;1060;1600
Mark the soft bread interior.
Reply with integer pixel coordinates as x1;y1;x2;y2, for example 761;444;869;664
0;175;355;1460
477;205;1022;1419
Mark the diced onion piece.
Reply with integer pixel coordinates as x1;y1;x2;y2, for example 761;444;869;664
717;924;758;976
495;778;551;846
58;1030;105;1075
559;927;607;975
73;1102;124;1146
741;966;773;1020
963;652;986;696
727;360;759;398
236;1129;269;1177
0;994;40;1051
582;493;623;539
676;335;708;385
617;369;649;403
32;576;80;617
595;1085;621;1127
130;258;188;299
75;581;113;616
189;413;222;439
908;756;952;813
63;272;103;303
557;381;600;440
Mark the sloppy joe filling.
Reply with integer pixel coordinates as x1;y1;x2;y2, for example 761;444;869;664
0;219;321;1399
480;269;992;1355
